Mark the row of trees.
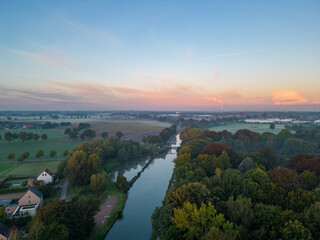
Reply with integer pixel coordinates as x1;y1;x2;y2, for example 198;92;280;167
143;124;177;146
151;127;320;240
7;149;69;161
180;126;319;157
0;132;48;143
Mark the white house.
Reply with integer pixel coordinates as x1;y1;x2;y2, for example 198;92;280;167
37;168;54;184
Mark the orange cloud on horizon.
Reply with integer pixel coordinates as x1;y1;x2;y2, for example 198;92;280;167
271;90;307;105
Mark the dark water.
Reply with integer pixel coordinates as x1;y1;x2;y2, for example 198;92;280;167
105;135;181;240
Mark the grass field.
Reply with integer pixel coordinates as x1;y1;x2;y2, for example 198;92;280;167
0;160;62;177
0;163;18;176
208;122;287;134
0;120;170;161
90;120;171;131
0;129;80;162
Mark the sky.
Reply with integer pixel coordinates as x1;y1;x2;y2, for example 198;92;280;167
0;0;319;111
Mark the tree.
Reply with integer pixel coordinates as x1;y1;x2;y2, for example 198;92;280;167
64;150;88;185
168;182;212;208
304;202;320;239
268;168;300;191
7;152;15;160
4;131;12;142
18;132;27;143
116;131;124;140
33;134;40;142
116;172;128;191
12;133;18;142
64;128;72;135
36;149;44;159
237;157;254;173
26;133;34;142
49;149;56;158
172;201;238;240
101;131;108;140
90;171;107;193
280;220;312;240
41;134;48;141
63;149;69;157
0;133;2;141
270;123;275;129
0;207;7;222
69;131;78;142
226;195;254;229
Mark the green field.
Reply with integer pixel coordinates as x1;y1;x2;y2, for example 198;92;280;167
90;120;171;131
0;160;62;177
0;129;83;162
208;122;287;134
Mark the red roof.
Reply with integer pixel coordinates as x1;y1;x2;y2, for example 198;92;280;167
39;168;54;177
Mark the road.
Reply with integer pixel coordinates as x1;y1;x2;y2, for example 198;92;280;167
60;178;69;202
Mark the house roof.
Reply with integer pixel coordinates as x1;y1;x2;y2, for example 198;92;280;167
29;186;43;198
0;222;9;238
38;168;54;177
20;186;43;201
0;198;13;206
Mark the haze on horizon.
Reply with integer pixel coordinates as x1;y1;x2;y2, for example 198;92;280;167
0;0;319;111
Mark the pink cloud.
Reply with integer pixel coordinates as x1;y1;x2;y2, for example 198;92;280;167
205;96;224;108
271;90;307;105
9;49;76;68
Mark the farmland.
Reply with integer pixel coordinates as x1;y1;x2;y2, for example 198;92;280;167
0;160;62;178
0;128;80;162
0;120;171;162
208;122;287;134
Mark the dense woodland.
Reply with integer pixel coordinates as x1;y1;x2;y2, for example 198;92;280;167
151;126;320;240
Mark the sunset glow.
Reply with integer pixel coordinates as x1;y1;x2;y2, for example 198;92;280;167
0;1;319;111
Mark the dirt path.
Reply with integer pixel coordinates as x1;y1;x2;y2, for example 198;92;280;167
0;192;25;200
94;195;118;227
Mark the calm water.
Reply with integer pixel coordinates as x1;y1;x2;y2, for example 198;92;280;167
105;135;181;240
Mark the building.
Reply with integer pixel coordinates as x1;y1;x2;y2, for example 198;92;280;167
37;168;54;184
12;186;43;217
0;222;9;240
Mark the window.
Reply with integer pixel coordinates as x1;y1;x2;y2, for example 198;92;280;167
42;174;44;176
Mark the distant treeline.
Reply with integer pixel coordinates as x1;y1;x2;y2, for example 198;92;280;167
0;131;48;143
143;124;177;146
0;121;71;130
180;125;320;157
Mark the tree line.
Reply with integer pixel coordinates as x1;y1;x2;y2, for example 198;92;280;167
142;124;177;146
0;132;48;143
151;127;320;240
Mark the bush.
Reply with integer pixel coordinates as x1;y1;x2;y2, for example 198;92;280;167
7;152;15;160
63;149;69;157
35;149;44;159
50;149;56;158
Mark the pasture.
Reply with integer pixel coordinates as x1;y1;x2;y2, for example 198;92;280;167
208;122;287;134
0;160;62;178
0;129;80;162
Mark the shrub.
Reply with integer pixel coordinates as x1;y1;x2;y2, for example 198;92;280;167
35;149;44;159
7;152;15;160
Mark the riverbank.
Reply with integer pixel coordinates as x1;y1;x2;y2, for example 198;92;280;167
89;192;126;240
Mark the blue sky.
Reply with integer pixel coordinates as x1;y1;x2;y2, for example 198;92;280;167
0;0;319;110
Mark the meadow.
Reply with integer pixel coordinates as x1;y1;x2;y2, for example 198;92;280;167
0;160;62;178
208;122;287;134
0;129;80;162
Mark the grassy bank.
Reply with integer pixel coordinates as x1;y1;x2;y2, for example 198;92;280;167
88;191;126;240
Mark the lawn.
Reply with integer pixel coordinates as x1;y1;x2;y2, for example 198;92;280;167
0;163;18;176
104;159;119;173
0;160;62;177
0;129;81;162
208;122;287;134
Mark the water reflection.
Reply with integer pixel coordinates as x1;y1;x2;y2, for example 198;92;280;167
105;134;180;240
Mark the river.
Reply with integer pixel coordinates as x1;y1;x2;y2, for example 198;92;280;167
105;134;181;240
